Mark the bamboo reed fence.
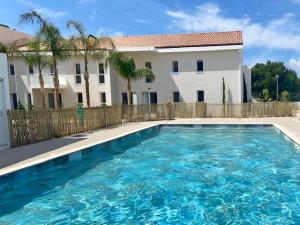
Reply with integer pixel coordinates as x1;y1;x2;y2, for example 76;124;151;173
7;102;298;147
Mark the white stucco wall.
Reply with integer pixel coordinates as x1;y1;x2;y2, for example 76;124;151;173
8;56;111;109
112;49;243;104
0;53;10;150
8;46;246;108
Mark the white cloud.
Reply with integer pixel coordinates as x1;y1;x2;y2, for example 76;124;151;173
113;31;125;36
97;28;124;36
289;58;300;75
166;3;300;51
132;18;152;24
17;0;68;19
246;54;278;68
291;0;300;4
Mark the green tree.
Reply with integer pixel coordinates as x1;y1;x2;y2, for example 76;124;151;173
106;52;155;105
252;61;300;101
0;41;6;53
243;73;248;103
67;20;114;107
22;37;50;109
280;90;290;101
260;88;272;102
20;10;70;108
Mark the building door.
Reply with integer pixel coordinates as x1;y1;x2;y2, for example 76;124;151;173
150;92;158;104
0;80;9;150
142;92;149;104
130;92;137;105
48;93;55;109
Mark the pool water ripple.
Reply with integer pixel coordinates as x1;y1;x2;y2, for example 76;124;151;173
0;126;300;224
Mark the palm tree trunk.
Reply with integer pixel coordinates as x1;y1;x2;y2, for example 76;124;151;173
84;56;90;107
127;79;131;105
127;79;132;121
52;55;60;108
38;65;46;109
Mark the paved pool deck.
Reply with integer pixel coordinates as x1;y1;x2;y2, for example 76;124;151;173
0;117;299;176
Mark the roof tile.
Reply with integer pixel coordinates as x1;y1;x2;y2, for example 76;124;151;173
112;31;243;48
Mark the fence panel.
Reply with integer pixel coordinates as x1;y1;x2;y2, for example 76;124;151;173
172;102;297;118
7;102;299;147
7;110;52;146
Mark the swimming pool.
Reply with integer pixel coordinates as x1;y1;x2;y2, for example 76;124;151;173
0;125;300;224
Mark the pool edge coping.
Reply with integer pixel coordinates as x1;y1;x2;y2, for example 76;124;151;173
0;120;299;177
0;122;160;177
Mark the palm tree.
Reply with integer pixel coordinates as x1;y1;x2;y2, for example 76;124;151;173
22;37;50;109
19;10;70;108
67;20;114;107
106;52;155;105
0;41;6;53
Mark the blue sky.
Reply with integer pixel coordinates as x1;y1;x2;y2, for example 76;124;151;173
2;0;300;76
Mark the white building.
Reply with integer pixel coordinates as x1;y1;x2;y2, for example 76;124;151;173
1;27;251;109
0;53;10;150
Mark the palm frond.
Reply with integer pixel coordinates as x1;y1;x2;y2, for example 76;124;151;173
6;41;19;57
67;20;86;38
107;52;155;82
134;68;155;81
19;10;47;28
21;37;50;70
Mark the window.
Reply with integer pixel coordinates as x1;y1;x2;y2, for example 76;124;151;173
75;64;81;84
173;91;180;103
197;60;204;72
9;64;15;75
150;92;157;104
50;65;54;75
29;65;34;75
197;90;204;102
142;92;149;104
48;93;55;109
27;93;32;106
58;93;62;108
75;63;81;74
99;63;105;83
100;92;106;106
172;61;178;73
145;62;152;83
77;92;83;104
11;93;17;109
122;92;128;105
75;75;81;84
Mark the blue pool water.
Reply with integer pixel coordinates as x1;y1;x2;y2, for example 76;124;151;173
0;125;300;224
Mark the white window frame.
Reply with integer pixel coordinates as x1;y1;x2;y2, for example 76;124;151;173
75;63;82;85
196;90;205;102
170;60;179;75
77;92;83;104
98;63;105;84
99;92;106;106
9;64;15;76
173;91;181;103
196;60;204;74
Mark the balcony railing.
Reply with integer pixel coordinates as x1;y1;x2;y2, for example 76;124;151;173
29;74;67;89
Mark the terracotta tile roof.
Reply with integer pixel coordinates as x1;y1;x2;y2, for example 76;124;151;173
0;25;33;47
112;31;243;49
